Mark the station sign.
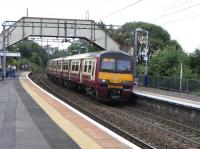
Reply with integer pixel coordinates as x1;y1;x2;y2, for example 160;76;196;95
0;52;21;57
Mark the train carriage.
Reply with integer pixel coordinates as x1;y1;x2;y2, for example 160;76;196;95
47;50;134;102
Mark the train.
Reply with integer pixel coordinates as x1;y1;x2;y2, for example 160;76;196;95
47;50;134;102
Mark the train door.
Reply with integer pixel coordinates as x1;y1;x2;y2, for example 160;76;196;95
90;59;96;81
56;61;58;77
79;59;84;83
61;59;64;79
69;60;71;80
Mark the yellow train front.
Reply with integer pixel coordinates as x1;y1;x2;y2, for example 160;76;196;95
96;51;134;101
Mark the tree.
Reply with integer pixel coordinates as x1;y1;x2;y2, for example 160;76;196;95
8;40;49;72
147;47;196;79
67;42;81;55
189;49;200;77
109;21;175;58
67;39;102;55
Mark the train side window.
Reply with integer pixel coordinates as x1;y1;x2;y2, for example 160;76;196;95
88;61;92;73
66;62;69;70
63;61;68;70
58;63;61;70
75;61;79;71
72;61;75;71
65;62;68;70
63;63;66;70
84;61;88;72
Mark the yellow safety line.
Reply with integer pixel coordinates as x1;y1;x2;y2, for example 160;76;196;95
20;78;102;149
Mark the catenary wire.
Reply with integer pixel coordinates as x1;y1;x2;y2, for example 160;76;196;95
101;0;144;19
161;13;200;25
154;2;200;21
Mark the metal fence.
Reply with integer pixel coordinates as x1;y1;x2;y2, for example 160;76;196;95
137;76;200;95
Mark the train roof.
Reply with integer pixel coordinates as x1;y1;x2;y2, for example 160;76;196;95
49;50;130;62
50;57;65;62
63;52;98;60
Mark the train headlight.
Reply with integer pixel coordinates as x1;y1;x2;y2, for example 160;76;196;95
99;79;109;87
122;81;133;86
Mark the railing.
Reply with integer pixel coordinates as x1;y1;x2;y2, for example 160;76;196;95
137;76;200;95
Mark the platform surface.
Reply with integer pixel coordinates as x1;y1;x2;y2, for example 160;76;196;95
0;77;81;149
133;86;200;109
0;73;139;149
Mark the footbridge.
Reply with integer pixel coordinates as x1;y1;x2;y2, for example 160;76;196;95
0;17;120;51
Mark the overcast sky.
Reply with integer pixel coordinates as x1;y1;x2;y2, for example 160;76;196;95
0;0;200;53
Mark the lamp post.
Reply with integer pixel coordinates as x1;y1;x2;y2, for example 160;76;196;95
133;30;138;76
134;28;148;86
2;24;7;81
180;62;183;91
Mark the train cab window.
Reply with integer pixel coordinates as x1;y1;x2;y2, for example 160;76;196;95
101;58;115;71
88;61;92;73
84;61;88;72
117;60;131;72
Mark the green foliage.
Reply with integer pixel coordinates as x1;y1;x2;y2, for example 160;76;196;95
109;21;175;57
67;43;81;55
8;40;49;73
67;39;102;55
15;40;49;67
18;58;44;73
49;49;68;59
148;48;197;79
136;63;146;76
189;49;200;76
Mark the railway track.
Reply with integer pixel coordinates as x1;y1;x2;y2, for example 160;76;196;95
107;106;200;148
31;73;200;149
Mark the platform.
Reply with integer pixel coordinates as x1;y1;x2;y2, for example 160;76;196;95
0;73;139;149
0;75;81;149
133;86;200;109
